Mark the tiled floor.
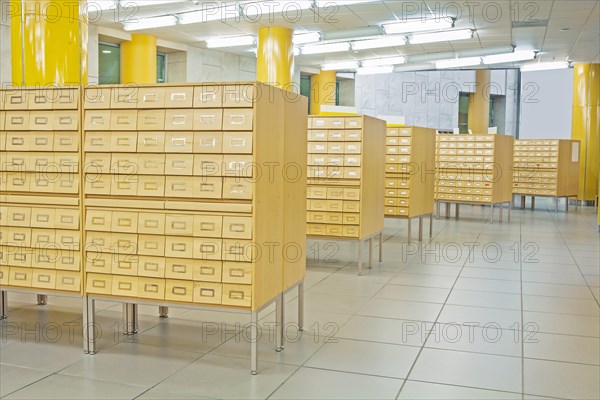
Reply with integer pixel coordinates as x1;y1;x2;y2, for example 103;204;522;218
1;200;599;399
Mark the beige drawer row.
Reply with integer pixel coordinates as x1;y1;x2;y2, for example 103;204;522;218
0;247;80;270
437;156;494;163
438;136;495;142
385;197;410;207
514;177;557;184
1;152;79;172
1;89;79;110
514;189;558;196
84;131;252;154
1;227;80;249
307;211;360;226
438;148;495;155
308;166;361;180
308;142;362;154
1;172;79;194
1;206;79;228
307;199;359;213
308;154;361;167
513;162;558;169
309;117;362;129
84;175;252;200
85;273;252;307
307;186;360;200
84;109;253;131
513;171;558;178
437;142;495;149
3;111;78;130
436;180;494;189
308;130;362;142
1;131;79;152
437;194;493;203
436;187;494;196
385;207;408;217
513;183;558;190
0;267;80;291
515;140;559;146
306;223;358;238
86;209;252;239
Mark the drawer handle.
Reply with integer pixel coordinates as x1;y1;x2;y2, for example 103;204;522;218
34;116;49;125
13;233;26;241
227;245;244;255
91;216;106;225
332;120;342;126
170;182;187;191
116;116;131;124
200;138;216;147
144;182;158;190
170;92;187;101
199;288;215;297
14;272;28;280
199;266;215;275
35;137;49;145
61;277;75;285
199;183;215;192
144;220;159;228
117;182;132;190
172;286;187;295
229;268;246;278
38;274;51;283
116;239;133;248
118;282;132;291
143;93;158;102
116;137;131;145
229;290;245;300
200;244;216;253
171;137;187;146
143;241;159;250
171;243;187;251
144;284;159;293
117;262;133;270
144;262;159;271
117;218;132;227
171;115;187;125
93;280;106;289
11;137;25;145
199;114;216;123
36;234;51;243
172;264;187;273
12;213;26;221
229;223;246;233
229;138;246;148
91;116;105;125
143;137;158;145
90;137;105;146
229;115;246;125
229;184;246;194
142;115;159;124
93;258;106;267
37;254;51;263
199;222;215;231
171;160;187;169
171;221;187;230
91;180;107;189
11;116;24;124
60;215;74;224
15;253;26;261
36;214;51;223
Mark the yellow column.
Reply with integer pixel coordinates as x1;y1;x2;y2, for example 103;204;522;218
572;63;600;201
468;69;491;134
11;0;88;86
120;34;157;84
310;70;337;115
256;27;294;90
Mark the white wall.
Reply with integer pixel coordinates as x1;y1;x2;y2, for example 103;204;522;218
0;0;12;85
519;69;574;139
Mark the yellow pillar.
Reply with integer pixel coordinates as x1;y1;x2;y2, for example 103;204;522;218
120;34;157;84
310;70;337;115
468;69;491;134
256;27;294;90
11;0;88;86
572;63;600;201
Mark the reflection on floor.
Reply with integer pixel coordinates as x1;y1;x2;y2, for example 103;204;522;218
1;200;599;400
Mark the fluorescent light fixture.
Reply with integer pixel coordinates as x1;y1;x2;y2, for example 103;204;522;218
123;15;177;31
361;56;407;67
383;18;453;34
243;0;313;17
482;50;536;64
322;61;360;70
294;32;322;45
301;41;350;55
101;50;112;54
206;35;256;48
435;56;481;69
179;5;240;24
409;29;473;44
520;61;569;71
356;66;394;75
351;35;407;50
315;0;378;7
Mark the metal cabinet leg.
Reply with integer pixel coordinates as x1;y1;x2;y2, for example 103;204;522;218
407;218;412;241
418;216;423;241
429;214;433;237
455;204;460;219
368;238;373;269
250;310;258;375
555;197;559;212
531;197;535;209
275;292;284;352
357;240;363;276
159;306;169;318
298;280;304;332
0;291;6;319
37;294;47;305
436;201;440;219
508;202;512;222
445;203;450;219
490;204;494;224
499;203;503;223
521;195;525;209
565;197;569;212
83;296;97;355
378;232;383;262
123;303;139;335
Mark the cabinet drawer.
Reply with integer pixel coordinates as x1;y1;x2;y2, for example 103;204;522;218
0;266;7;285
165;214;194;236
165;131;193;153
29;111;54;130
137;131;165;153
192;260;222;282
85;132;111;152
165;176;194;198
344;117;362;129
222;283;251;307
165;279;193;302
307;186;327;199
86;231;114;252
307;224;326;235
308;154;327;165
194;132;223;153
110;87;138;108
345;143;362;154
137;87;165;109
111;176;138;196
137;176;165;197
6;173;31;192
165;109;193;130
138;154;166;175
7;227;31;246
55;208;79;229
308;211;326;223
31;229;55;247
222;178;252;200
222;262;252;284
8;249;31;267
85;174;111;195
84;87;111;109
193;109;223;130
344;167;361;179
138;277;165;300
223;155;253;177
343;225;359;238
193;154;223;176
5;132;29;150
111;154;140;174
111;211;138;233
54;131;78;151
165;257;194;280
222;240;254;262
112;275;138;297
7;207;31;226
138;213;166;234
86;273;112;294
85;110;110;130
308;130;327;141
194;85;222;107
325;212;343;224
193;238;222;260
193;215;222;238
327;130;344;141
138;234;165;257
5;91;28;109
112;233;137;254
223;132;253;154
164;87;193;108
56;250;80;271
29;208;54;228
308;142;327;154
327;143;344;154
111;132;138;153
5;112;30;130
326;224;343;236
56;270;80;291
112;256;138;275
309;199;327;211
32;249;57;269
190;177;224;198
86;252;112;274
193;282;222;304
223;85;254;107
222;216;252;239
9;267;32;287
165;154;193;175
326;187;344;200
86;210;111;231
110;110;137;131
343;188;360;200
343;201;360;213
165;236;194;258
138;256;166;278
54;112;78;130
325;200;343;212
344;155;361;167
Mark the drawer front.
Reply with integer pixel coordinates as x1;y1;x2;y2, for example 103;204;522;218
308;130;327;141
32;249;57;269
345;143;362;154
31;229;55;247
29;111;54;130
110;110;137;131
193;154;223;176
193;215;222;238
30;208;55;228
343;201;360;213
223;155;253;177
222;240;254;262
137;87;165;109
223;132;253;154
194;132;223;153
138;213;166;234
112;256;138;275
222;85;254;107
111;176;138;196
193;238;222;260
6;132;29;150
326;224;343;236
222;178;252;200
343;225;359;238
111;132;138;152
56;251;80;273
164;87;193;108
165;109;193;130
165;214;194;236
7;207;32;226
307;224;327;235
325;212;343;224
344;155;361;167
111;88;138;108
138;234;166;256
192;260;222;282
193;282;222;304
86;252;112;274
86;273;112;294
222;262;252;284
308;211;326;223
0;266;7;285
165;236;194;258
196;177;224;199
85;174;111;195
54;111;78;130
5;91;28;109
343;213;360;225
5;112;30;130
165;279;193;302
56;270;81;291
138;277;165;300
344;130;362;141
137;176;165;197
165;154;193;175
55;208;80;230
85;110;111;130
222;216;252;239
138;256;166;278
193;108;223;130
54;131;79;151
194;85;223;108
138;154;166;175
137;132;166;153
343;188;360;201
111;211;138;233
222;283;251;307
307;186;327;199
165;131;193;153
165;176;194;198
9;267;33;287
309;199;327;211
84;88;111;109
344;117;362;129
85;132;111;152
326;187;344;200
112;275;138;297
165;258;194;280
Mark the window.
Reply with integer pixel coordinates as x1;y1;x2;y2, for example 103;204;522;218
157;53;166;83
300;75;311;113
98;43;120;84
458;92;470;134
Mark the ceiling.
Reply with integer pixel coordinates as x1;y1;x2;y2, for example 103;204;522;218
91;0;600;68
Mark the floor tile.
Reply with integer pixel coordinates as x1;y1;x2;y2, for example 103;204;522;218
453;278;521;294
446;289;522;310
0;364;52;397
308;277;386;298
425;323;522;357
375;284;450;303
523;311;600;337
388;273;457;289
437;304;522;330
524;359;600;399
357;298;443;322
524;332;600;365
335;315;432;347
398;380;522;399
522;295;600;316
522;282;595;299
269;367;402;400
